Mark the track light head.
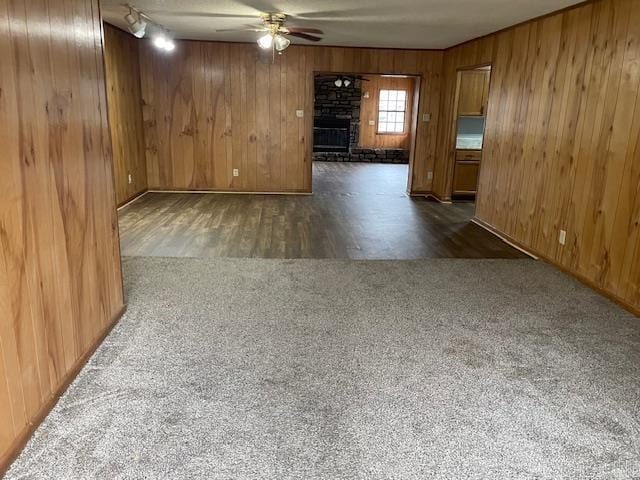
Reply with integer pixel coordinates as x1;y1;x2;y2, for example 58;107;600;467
124;10;146;38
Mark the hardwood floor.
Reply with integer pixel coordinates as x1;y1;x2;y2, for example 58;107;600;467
118;162;526;259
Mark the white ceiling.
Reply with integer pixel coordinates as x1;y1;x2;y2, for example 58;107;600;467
101;0;583;50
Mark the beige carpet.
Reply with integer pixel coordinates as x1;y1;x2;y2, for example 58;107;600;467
6;257;640;479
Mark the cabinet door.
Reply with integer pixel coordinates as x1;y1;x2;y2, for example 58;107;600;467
457;71;489;116
453;161;480;194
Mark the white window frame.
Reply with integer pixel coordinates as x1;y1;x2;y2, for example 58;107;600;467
377;89;407;134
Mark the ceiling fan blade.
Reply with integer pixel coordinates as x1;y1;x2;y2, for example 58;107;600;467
286;32;322;42
216;28;266;32
143;11;257;19
285;27;324;34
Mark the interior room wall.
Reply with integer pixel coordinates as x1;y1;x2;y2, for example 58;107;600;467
138;42;443;194
359;75;416;150
0;0;125;472
433;0;640;312
104;24;148;206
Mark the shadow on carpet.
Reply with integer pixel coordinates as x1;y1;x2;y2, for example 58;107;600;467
6;257;640;479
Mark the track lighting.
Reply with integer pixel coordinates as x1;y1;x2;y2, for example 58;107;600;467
124;8;146;38
125;5;174;53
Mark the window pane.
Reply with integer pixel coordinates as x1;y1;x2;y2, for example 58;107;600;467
378;89;408;133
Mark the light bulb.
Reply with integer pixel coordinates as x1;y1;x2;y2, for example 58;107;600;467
153;35;175;52
343;78;351;87
274;34;290;52
334;79;343;87
257;34;273;49
153;36;167;49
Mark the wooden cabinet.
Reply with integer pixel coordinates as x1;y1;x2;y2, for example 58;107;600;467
457;70;490;116
453;151;481;195
455;150;482;162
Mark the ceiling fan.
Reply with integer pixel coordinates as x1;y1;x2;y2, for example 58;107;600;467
217;12;324;54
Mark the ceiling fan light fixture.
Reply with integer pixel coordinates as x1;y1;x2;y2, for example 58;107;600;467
257;33;273;49
274;34;290;52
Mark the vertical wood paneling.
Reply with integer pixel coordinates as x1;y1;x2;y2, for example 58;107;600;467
358;75;416;150
0;0;124;470
435;0;640;313
137;41;443;193
104;25;148;206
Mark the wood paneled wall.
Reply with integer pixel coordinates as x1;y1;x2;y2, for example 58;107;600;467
434;0;640;312
138;42;443;193
104;24;148;206
359;75;416;150
0;0;124;471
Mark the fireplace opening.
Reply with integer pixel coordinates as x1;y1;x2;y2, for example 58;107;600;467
313;117;351;153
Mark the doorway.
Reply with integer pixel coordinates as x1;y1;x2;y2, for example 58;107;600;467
449;65;492;207
311;73;421;196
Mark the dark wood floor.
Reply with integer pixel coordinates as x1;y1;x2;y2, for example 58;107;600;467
118;162;526;259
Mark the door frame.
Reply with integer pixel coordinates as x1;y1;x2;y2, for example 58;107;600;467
310;71;422;195
445;63;493;203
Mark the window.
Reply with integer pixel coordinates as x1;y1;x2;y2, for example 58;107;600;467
378;89;407;133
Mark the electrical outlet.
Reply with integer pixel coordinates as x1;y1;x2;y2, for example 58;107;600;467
233;168;239;177
559;229;567;245
427;171;433;180
422;113;431;122
368;120;376;126
296;110;304;118
128;174;132;185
